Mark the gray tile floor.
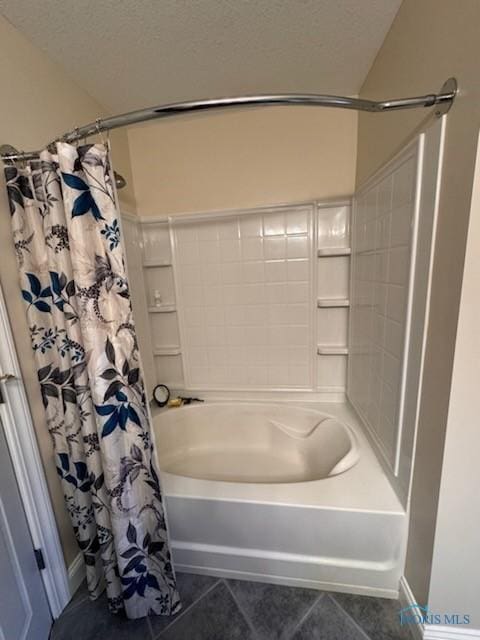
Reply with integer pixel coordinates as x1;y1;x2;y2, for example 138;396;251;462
51;573;413;640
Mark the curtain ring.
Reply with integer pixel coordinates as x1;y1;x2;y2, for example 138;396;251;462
73;127;80;147
95;119;106;145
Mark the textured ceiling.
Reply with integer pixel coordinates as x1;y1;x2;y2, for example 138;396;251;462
0;0;401;113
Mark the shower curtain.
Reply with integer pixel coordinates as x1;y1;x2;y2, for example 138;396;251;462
4;142;180;619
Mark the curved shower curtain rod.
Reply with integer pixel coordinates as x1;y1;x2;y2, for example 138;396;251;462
1;77;457;163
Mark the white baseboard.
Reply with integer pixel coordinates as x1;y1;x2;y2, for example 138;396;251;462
399;576;480;640
423;627;480;639
399;576;424;640
67;552;86;597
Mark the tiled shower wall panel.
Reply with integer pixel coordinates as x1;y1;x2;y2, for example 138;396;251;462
173;206;314;390
349;147;418;470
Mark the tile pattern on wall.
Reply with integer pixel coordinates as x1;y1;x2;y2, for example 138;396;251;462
173;206;314;390
349;148;418;469
132;201;352;395
316;203;351;249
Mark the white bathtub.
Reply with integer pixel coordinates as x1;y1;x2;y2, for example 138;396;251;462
157;403;360;483
154;401;406;598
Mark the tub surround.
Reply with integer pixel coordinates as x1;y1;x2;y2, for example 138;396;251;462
349;139;421;493
349;119;444;507
172;205;314;391
122;199;351;400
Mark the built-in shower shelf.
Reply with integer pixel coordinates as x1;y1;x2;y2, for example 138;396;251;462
142;259;172;268
153;346;182;356
317;345;349;356
317;247;351;257
148;305;176;313
317;298;350;308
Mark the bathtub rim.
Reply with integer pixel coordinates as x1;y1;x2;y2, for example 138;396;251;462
154;400;361;483
152;400;405;515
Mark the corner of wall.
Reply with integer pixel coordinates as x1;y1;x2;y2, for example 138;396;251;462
110;128;138;215
355;0;480;609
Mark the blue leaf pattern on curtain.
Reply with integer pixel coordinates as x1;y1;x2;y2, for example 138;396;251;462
4;143;180;619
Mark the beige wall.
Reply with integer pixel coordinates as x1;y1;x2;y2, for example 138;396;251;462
427;132;480;628
127;106;357;216
356;0;480;604
0;15;135;566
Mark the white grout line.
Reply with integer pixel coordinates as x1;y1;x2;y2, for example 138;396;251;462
57;583;89;617
223;580;260;640
154;578;222;639
328;595;372;640
146;615;155;640
286;592;325;639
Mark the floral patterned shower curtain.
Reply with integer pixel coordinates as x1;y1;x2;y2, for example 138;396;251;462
4;142;180;619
